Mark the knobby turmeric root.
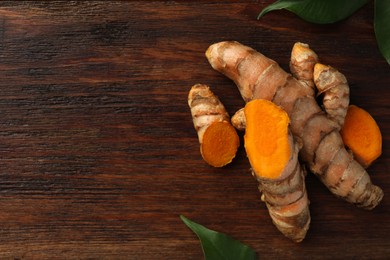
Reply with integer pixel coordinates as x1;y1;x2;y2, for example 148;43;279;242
231;108;246;131
341;105;382;168
188;84;240;167
290;42;319;90
245;99;310;242
314;63;350;129
206;41;383;210
231;42;320;132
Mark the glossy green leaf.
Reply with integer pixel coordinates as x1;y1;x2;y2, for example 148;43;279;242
258;0;369;24
375;0;390;65
180;215;256;260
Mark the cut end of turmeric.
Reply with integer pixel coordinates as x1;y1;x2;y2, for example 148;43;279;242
244;99;291;179
201;121;240;167
340;105;382;168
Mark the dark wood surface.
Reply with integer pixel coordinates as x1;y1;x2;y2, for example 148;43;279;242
0;1;388;259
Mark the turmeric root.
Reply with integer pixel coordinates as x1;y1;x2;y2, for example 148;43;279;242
231;42;319;132
314;63;350;128
290;42;349;128
245;99;310;242
341;105;382;168
231;108;246;131
188;84;240;167
290;42;319;90
206;41;383;209
231;43;318;132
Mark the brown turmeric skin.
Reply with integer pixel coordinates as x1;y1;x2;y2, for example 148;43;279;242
290;42;319;90
188;84;240;167
206;41;383;210
231;108;246;131
231;42;319;132
244;99;310;242
341;105;382;168
314;63;350;129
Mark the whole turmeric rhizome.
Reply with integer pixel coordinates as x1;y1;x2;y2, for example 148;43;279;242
187;41;383;243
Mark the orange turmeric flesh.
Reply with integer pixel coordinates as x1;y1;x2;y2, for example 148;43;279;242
244;99;291;179
341;105;382;168
201;121;240;167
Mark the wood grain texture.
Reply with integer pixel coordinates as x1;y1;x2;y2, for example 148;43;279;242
0;1;388;259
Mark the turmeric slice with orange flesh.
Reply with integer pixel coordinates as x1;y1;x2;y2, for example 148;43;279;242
201;121;240;167
244;99;291;179
188;84;240;167
341;105;382;168
244;99;310;242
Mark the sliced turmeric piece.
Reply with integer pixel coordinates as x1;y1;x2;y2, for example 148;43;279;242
244;99;310;242
188;84;240;167
341;105;382;168
244;99;291;179
201;121;240;167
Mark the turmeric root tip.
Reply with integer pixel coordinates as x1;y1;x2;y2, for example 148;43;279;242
314;63;350;129
341;105;382;168
231;108;246;131
290;42;319;90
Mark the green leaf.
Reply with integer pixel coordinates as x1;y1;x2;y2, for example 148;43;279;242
180;215;256;260
258;0;369;24
375;0;390;65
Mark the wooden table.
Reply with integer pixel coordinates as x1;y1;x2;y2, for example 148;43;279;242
0;1;388;259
